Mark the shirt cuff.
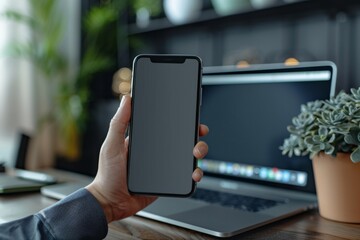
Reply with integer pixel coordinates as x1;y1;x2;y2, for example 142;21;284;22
36;188;108;239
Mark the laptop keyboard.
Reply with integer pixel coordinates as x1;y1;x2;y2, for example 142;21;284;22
191;188;285;212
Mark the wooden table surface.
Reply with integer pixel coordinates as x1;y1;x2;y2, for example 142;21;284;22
1;169;359;239
1;190;360;240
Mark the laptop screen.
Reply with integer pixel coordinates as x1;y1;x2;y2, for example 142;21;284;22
199;62;336;194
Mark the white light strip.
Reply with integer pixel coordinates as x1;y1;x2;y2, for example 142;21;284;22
203;71;331;85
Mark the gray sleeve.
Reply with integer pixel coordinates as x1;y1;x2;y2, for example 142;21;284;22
0;188;108;240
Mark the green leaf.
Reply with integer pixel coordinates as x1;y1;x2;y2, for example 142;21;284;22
84;7;117;36
350;147;360;163
318;126;328;137
344;130;360;145
310;145;322;153
328;134;336;143
2;10;37;28
324;145;335;155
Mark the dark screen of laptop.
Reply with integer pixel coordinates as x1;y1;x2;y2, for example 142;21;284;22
199;73;332;193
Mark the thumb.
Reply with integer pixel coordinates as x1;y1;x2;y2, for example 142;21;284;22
105;95;131;149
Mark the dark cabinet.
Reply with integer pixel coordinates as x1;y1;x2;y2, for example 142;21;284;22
125;0;360;91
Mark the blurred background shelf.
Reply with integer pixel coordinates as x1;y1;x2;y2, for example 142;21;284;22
122;0;360;90
53;0;360;176
127;0;360;35
128;0;309;35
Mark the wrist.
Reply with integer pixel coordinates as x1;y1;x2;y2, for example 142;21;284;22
85;183;114;223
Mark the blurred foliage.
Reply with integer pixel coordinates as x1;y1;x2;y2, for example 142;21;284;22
3;0;125;160
3;0;66;80
131;0;162;17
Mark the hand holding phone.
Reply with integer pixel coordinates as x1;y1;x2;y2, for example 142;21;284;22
127;54;202;197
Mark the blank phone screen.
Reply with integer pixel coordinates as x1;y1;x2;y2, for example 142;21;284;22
128;55;201;196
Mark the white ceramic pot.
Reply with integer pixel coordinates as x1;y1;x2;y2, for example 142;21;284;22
136;7;150;28
250;0;277;9
163;0;203;25
211;0;251;16
283;0;302;3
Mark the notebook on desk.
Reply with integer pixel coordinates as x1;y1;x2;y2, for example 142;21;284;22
137;61;337;237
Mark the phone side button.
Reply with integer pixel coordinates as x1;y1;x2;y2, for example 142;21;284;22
200;88;202;106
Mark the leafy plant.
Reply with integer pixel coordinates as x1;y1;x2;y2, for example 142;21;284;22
2;0;124;160
280;88;360;163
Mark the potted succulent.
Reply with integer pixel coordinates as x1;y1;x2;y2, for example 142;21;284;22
281;88;360;223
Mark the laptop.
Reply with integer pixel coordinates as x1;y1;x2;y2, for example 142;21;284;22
41;61;336;237
136;61;337;237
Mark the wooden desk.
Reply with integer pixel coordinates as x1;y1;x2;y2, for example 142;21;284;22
1;171;359;239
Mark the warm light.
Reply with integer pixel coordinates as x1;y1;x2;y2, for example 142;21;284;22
112;67;132;95
236;60;250;68
119;82;131;95
284;58;299;66
118;67;132;82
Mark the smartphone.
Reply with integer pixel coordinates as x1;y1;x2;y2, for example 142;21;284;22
127;54;202;197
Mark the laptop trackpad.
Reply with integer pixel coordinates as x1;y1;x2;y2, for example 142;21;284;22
142;198;208;216
169;205;272;234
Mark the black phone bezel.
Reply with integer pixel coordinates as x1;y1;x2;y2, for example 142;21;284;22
127;54;203;197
